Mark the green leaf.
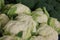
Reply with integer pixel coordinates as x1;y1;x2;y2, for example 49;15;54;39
32;11;40;20
0;0;5;10
2;4;14;13
7;6;17;19
43;7;50;17
16;31;23;37
49;17;55;27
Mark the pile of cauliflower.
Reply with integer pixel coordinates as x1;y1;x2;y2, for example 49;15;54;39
0;0;60;40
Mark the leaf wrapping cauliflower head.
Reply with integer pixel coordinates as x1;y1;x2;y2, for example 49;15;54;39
4;14;37;40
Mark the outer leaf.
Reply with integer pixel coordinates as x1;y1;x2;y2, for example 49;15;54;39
0;0;5;10
7;6;17;19
2;4;14;14
43;7;50;17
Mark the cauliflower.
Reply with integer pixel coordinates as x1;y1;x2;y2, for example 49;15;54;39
0;35;21;40
48;17;60;34
0;2;59;40
3;20;17;35
36;23;58;40
37;24;58;36
30;24;58;40
4;14;37;40
0;14;9;26
32;8;48;23
7;3;31;18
